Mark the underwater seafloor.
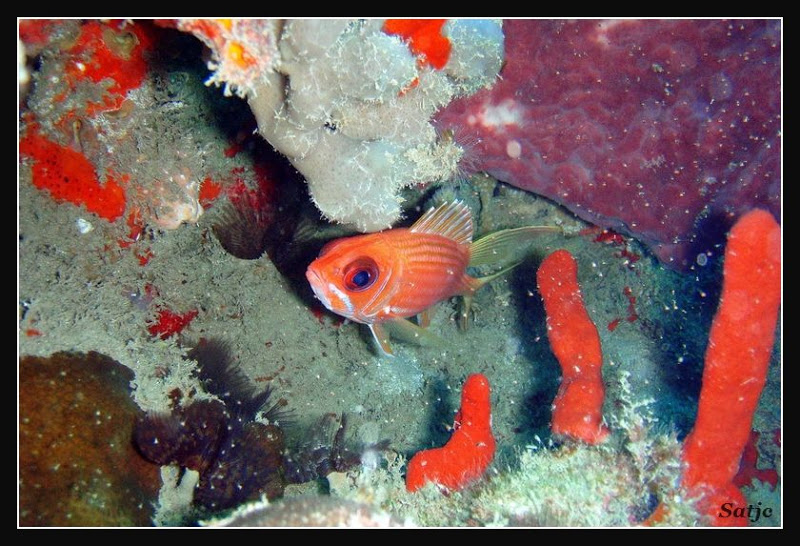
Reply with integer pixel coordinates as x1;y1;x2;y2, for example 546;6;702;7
18;20;781;528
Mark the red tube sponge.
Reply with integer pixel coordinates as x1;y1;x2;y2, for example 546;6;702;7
537;249;609;444
406;373;495;492
680;209;781;526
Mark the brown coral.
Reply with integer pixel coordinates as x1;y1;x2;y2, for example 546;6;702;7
19;351;161;526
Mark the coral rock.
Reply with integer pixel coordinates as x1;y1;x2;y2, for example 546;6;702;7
246;19;504;231
19;351;161;526
212;496;406;527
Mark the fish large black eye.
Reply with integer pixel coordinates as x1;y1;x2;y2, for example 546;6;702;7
343;258;379;292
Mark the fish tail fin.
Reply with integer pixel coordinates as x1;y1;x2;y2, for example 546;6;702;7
471;260;524;288
469;225;563;268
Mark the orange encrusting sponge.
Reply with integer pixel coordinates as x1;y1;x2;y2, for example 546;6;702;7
20;128;127;222
64;21;154;115
383;19;451;70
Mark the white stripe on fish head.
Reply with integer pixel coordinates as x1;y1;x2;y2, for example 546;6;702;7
307;269;355;321
326;282;356;320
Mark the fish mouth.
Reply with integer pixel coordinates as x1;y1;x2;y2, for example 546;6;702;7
305;268;330;306
305;266;357;321
305;267;321;287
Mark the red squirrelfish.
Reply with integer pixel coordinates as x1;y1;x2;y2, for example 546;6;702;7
306;201;560;356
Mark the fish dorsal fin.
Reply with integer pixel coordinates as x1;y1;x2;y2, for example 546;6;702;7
409;201;473;246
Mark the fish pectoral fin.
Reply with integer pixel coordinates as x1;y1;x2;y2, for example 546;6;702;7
369;318;441;357
385;318;441;348
369;323;395;357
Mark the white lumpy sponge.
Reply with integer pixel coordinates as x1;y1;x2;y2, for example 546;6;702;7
248;19;504;231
